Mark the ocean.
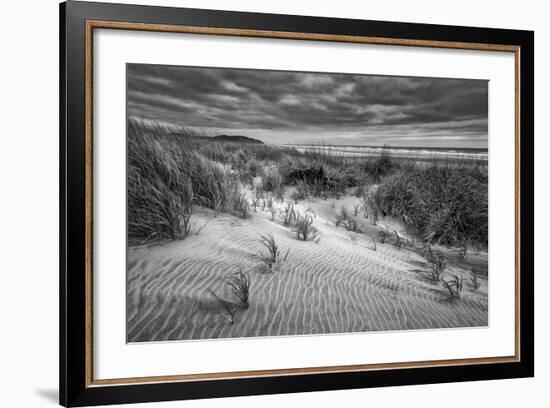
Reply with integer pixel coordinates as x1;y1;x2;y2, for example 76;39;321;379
276;144;488;163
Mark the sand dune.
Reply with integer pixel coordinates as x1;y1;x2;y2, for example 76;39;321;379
127;196;488;342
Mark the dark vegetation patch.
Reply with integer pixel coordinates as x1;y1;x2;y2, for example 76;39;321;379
375;164;488;246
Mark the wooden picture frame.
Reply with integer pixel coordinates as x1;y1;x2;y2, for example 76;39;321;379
60;1;534;406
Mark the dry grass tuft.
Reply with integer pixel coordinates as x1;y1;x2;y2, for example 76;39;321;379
295;213;320;242
226;270;251;309
255;234;289;272
441;274;464;301
469;270;481;290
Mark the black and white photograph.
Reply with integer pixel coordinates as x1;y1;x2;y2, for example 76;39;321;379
126;64;489;342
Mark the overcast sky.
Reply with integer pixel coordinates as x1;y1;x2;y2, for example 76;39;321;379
127;64;488;148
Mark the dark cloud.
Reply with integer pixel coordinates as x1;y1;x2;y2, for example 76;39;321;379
127;64;488;147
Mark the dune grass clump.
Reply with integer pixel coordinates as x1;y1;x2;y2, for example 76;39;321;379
427;262;443;282
127;120;230;245
335;207;361;232
283;202;297;226
363;147;398;182
442;274;464;302
427;247;447;270
206;269;251;324
292;180;311;202
335;206;348;227
250;188;264;213
207;289;238;324
308;178;328;198
265;195;274;212
469;270;481;290
393;231;403;250
229;186;250;219
344;219;361;233
247;158;263;178
361;190;379;225
375;164;488;247
191;154;228;211
226;270;251;309
192;220;208;235
274;186;286;202
261;167;284;192
295;214;320;242
128;123;195;244
256;234;289;272
341;216;360;233
264;195;276;221
378;230;388;244
353;180;370;198
424;246;447;282
457;243;468;261
369;235;377;251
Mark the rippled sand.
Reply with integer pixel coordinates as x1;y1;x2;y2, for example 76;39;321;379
127;196;488;342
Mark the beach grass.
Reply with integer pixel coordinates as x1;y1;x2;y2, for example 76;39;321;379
128;119;487;250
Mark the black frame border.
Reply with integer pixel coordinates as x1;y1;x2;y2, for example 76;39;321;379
60;1;534;406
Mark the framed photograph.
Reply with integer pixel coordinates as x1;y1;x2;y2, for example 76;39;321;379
60;1;534;406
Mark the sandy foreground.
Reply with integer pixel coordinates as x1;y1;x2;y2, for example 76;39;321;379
127;195;488;342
